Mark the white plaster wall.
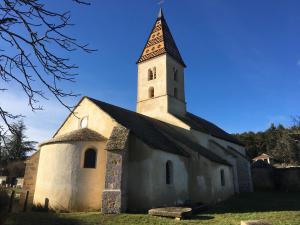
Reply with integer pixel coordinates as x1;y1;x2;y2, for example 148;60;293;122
168;96;187;116
137;55;167;102
137;54;186;117
55;98;117;139
126;135;235;211
33;141;106;211
166;56;185;102
188;128;252;193
127;136;189;210
171;143;235;205
137;95;169;119
209;164;235;203
209;141;239;193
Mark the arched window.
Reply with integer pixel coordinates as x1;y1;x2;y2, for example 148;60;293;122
153;67;157;79
166;160;173;185
149;87;154;98
220;169;225;186
173;68;178;81
84;149;97;168
80;116;88;128
148;69;153;80
174;88;178;98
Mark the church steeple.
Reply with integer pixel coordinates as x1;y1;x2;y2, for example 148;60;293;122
136;9;187;119
137;8;186;67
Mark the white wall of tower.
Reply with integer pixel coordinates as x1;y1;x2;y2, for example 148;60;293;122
136;54;186;119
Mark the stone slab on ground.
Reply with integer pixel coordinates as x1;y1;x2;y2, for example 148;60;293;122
241;220;272;225
148;207;192;219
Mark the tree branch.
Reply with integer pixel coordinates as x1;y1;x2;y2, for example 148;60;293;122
0;0;95;136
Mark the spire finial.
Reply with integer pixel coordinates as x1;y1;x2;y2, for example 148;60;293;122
158;7;164;18
157;0;164;18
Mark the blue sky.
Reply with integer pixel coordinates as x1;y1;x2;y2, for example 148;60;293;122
1;0;300;142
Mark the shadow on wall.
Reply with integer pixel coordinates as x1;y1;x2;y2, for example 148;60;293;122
206;191;300;214
32;198;71;213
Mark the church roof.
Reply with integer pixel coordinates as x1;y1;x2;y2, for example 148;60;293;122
137;9;186;67
175;113;244;146
40;128;106;147
88;97;189;157
87;97;231;166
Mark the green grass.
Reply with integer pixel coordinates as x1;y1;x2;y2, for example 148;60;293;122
2;192;300;225
4;188;23;194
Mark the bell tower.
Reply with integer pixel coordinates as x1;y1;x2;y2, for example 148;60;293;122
136;9;186;119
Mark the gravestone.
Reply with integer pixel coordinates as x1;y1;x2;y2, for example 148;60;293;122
149;207;193;220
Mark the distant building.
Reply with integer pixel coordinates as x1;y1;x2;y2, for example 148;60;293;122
0;176;7;185
0;160;26;186
16;178;24;188
253;153;272;164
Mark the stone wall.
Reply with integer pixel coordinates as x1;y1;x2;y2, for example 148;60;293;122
274;168;300;191
19;151;40;209
252;167;300;191
252;168;274;190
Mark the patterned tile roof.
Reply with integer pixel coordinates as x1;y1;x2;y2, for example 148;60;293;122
137;9;186;67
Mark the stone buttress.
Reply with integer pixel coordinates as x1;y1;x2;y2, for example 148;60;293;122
101;125;130;213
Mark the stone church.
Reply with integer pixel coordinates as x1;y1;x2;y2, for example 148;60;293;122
22;9;252;213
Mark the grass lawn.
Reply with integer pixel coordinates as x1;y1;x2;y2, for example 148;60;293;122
2;192;300;225
1;188;23;195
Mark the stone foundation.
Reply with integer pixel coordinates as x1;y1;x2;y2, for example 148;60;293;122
101;190;122;214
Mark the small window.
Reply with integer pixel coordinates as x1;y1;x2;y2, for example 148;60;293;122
220;169;225;186
174;88;178;98
80;116;88;128
84;149;97;168
153;67;157;79
173;68;178;81
149;87;154;98
166;161;173;185
148;69;153;80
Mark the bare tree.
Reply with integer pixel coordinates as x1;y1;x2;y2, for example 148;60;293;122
291;116;300;130
0;0;94;134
